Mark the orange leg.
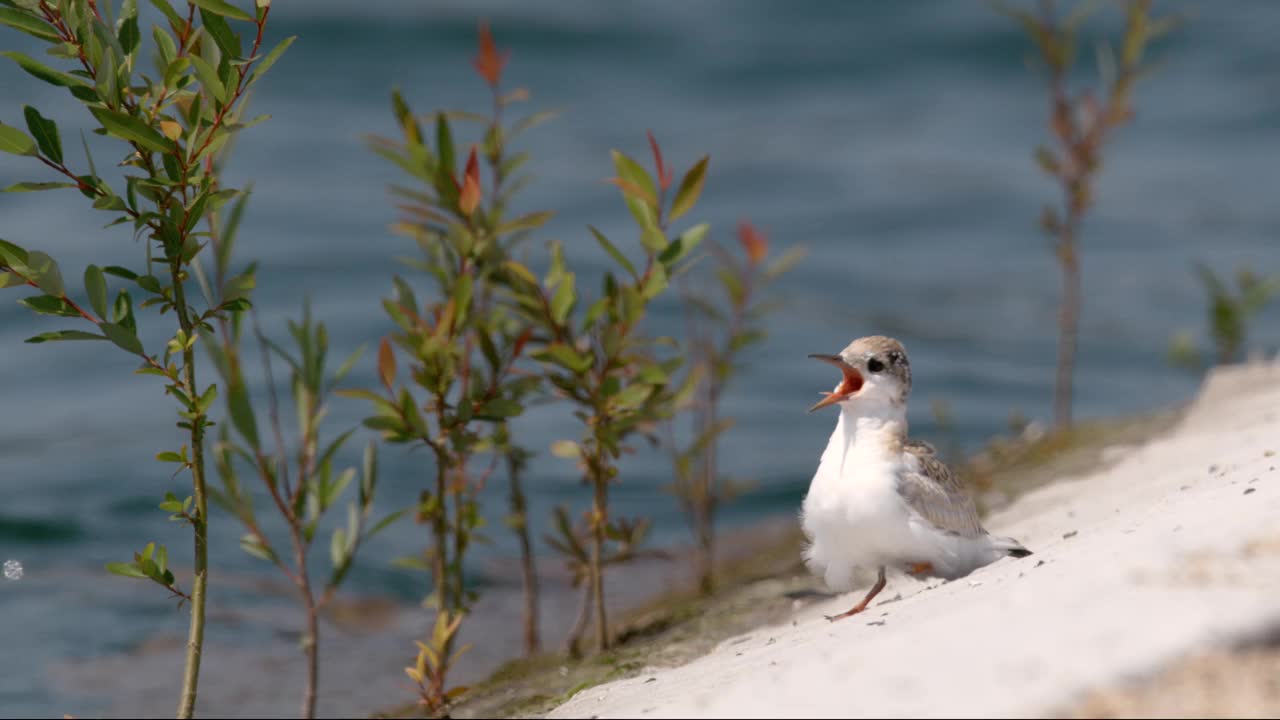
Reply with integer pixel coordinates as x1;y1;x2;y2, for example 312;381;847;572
824;566;887;622
906;561;934;577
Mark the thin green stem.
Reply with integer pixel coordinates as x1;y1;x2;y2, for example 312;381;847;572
296;541;319;720
171;262;208;720
590;418;610;652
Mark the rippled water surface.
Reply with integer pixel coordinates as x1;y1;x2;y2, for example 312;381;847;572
2;2;1278;715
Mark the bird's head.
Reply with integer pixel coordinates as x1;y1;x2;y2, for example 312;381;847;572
807;335;912;413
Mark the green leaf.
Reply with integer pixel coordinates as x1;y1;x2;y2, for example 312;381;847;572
197;383;218;413
390;88;420;144
18;295;79;317
136;274;163;294
332;344;365;385
190;0;255;22
335;388;397;414
639;227;667;254
0;8;59;42
105;561;149;579
494;211;554;235
476;398;523;420
156;451;184;463
1;51;90;88
363;415;406;435
582;296;609;327
367;509;406;540
24;330;106;343
22;106;61;163
765;246;806;280
162;56;190;91
453;272;474;321
92;193;127;211
247;35;295;85
623;194;658;231
532;343;592;374
240;533;277;563
669;155;709;223
432;114;458;206
117;13;140;56
589;225;637;281
152;26;178;69
112;289;136;330
610;149;657;208
25;251;64;296
88;107;175;154
614;382;653;409
546;240;567;288
80;130;98;178
550;272;575;324
0;238;29;268
503;260;539;287
148;0;185;25
0;123;36;156
3;181;76;192
199;8;241;60
103;266;138;280
189;54;227;104
329;528;346;568
659;222;709;266
102;322;144;355
640;262;668;300
228;380;259;450
84;265;108;318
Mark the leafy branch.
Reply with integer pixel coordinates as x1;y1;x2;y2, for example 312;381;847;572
0;1;290;716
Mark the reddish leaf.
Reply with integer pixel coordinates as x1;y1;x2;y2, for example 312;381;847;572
378;336;396;391
463;146;480;184
459;146;482;215
737;220;768;265
646;130;672;191
473;20;509;88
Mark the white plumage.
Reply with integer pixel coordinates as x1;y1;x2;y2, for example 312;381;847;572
800;336;1031;619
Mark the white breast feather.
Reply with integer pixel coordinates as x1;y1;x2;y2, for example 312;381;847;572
801;411;1007;588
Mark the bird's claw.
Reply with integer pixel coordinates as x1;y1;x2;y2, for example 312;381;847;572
824;609;861;622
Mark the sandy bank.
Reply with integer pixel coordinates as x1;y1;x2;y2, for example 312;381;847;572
548;362;1280;718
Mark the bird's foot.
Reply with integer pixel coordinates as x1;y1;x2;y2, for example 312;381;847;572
824;566;888;623
823;601;872;622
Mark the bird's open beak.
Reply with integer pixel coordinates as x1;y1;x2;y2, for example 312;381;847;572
807;354;864;412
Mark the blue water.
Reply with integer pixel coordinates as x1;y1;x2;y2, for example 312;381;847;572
2;1;1279;716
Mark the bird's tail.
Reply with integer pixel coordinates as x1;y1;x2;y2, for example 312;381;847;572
992;535;1033;558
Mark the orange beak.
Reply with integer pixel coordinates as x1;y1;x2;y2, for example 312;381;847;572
808;354;864;413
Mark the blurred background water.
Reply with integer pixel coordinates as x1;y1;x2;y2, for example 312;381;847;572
2;1;1278;716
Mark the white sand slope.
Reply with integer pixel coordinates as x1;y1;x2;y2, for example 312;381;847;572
548;362;1280;719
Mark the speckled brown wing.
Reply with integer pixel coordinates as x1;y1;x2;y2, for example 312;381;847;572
898;440;985;538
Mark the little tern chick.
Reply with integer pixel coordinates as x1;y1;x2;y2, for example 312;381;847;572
800;335;1032;621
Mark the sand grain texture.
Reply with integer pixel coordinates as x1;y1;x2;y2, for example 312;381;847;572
547;362;1280;719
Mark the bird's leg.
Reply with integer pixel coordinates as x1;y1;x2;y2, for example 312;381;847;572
906;561;933;577
824;566;887;622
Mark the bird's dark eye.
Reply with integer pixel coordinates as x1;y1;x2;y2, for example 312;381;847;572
867;358;885;373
